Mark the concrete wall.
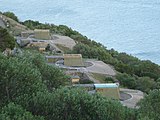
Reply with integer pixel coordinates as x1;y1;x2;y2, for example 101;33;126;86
34;29;51;40
96;88;120;99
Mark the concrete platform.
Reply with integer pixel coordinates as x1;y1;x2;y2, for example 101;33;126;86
120;88;144;108
86;60;116;76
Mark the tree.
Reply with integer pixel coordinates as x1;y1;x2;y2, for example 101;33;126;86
0;27;15;51
3;12;19;22
0;103;44;120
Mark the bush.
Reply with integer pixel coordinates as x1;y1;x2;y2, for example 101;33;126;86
116;73;137;89
39;64;69;90
26;87;136;120
79;79;94;84
0;27;15;51
138;89;160;120
105;77;114;83
0;53;46;107
0;103;44;120
3;12;19;22
116;73;156;92
136;77;156;93
17;51;70;90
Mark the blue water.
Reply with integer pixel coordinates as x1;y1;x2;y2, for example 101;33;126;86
0;0;160;64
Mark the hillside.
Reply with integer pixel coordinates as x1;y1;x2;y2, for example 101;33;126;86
0;13;30;35
21;19;160;93
0;12;160;120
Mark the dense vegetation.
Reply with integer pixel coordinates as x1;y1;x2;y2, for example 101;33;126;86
0;51;137;120
2;11;19;22
116;73;158;93
0;50;69;107
0;13;160;120
0;103;44;120
0;27;15;51
0;50;160;119
138;89;160;120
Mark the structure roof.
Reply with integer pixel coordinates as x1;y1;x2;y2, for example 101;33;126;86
71;75;80;79
46;56;64;59
63;54;84;67
94;83;118;88
34;29;50;32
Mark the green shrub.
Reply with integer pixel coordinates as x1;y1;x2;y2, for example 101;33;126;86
0;53;46;107
136;77;156;93
26;87;136;120
0;103;44;120
3;11;19;22
79;79;94;84
17;51;70;90
39;64;69;90
138;89;160;120
0;27;15;51
105;77;114;83
116;73;137;89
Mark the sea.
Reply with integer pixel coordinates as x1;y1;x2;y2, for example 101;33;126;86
0;0;160;64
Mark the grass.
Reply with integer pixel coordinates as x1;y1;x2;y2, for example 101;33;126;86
91;73;107;83
91;73;115;83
